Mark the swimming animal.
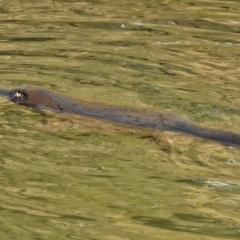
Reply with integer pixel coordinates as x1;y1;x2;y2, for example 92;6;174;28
3;84;240;146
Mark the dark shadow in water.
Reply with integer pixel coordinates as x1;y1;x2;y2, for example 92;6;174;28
60;214;96;221
84;174;118;179
0;88;8;98
132;215;239;237
9;37;57;42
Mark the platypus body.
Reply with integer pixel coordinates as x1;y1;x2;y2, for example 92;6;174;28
3;85;240;146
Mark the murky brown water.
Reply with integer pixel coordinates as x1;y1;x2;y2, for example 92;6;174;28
1;0;240;239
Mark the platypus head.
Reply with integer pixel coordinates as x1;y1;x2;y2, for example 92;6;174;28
8;85;57;110
8;85;74;113
8;85;32;105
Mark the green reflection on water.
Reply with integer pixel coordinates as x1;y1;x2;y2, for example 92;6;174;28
1;0;240;239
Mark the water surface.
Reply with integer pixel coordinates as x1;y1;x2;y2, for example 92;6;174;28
0;0;240;239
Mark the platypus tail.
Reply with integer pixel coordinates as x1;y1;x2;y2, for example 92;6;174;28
175;121;240;146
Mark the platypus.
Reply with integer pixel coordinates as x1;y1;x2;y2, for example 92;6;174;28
3;84;240;146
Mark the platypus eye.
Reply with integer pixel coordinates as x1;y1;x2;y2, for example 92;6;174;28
15;90;27;100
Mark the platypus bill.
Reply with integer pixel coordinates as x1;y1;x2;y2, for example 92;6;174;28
7;84;240;146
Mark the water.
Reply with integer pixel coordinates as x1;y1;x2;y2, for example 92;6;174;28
0;0;240;239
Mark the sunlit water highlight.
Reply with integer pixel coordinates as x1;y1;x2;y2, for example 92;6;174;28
0;1;240;239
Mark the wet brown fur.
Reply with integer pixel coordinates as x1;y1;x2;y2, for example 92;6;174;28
6;85;240;146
